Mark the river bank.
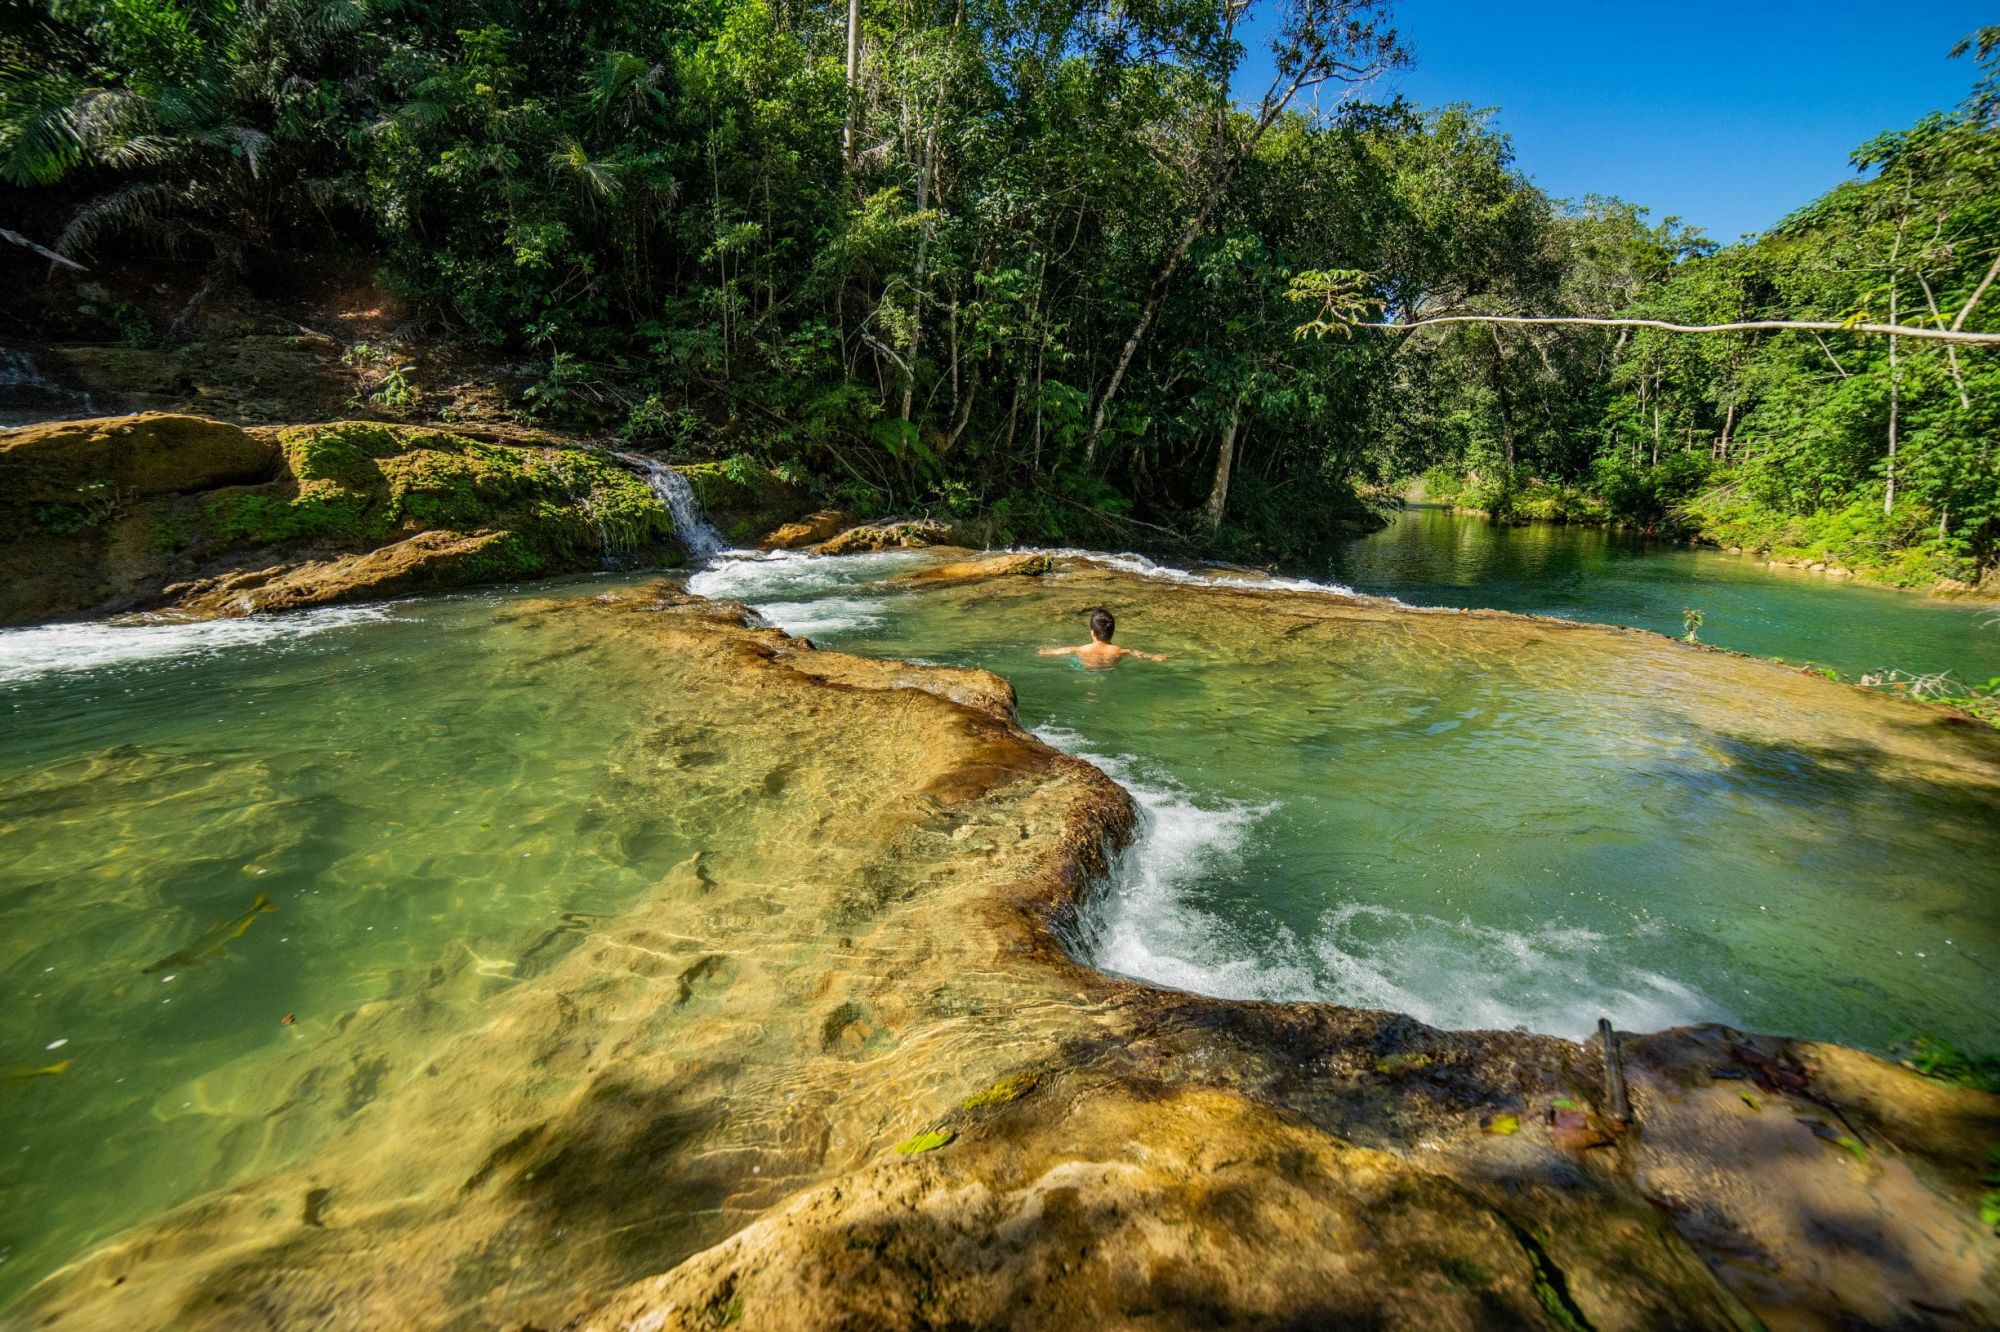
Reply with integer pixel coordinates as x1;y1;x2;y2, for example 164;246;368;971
5;566;1997;1330
1413;478;1999;602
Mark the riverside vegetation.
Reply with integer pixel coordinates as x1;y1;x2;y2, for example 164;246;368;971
4;3;2000;1328
4;4;1998;582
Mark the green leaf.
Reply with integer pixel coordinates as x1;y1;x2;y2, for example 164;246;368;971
962;1073;1037;1110
893;1129;955;1155
1482;1113;1520;1136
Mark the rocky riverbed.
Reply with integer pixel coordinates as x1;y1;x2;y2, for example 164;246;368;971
7;564;1996;1331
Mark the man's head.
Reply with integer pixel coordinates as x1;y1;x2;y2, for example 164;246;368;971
1088;607;1115;643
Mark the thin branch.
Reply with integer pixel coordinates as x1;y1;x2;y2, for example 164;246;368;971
1;225;87;271
1356;314;2000;347
1949;250;2000;332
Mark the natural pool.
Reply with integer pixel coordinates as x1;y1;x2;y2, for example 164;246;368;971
3;517;1997;1316
691;544;2000;1057
1317;504;1997;684
0;584;720;1306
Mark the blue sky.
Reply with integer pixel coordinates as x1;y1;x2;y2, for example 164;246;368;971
1241;2;1993;241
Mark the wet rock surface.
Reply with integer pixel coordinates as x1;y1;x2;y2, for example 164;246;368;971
894;551;1056;585
761;509;855;549
816;517;963;554
12;570;1997;1330
0;414;677;625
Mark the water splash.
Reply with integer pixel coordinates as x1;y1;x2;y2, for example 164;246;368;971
0;606;393;685
1028;547;1372;599
620;453;728;561
1042;727;1725;1042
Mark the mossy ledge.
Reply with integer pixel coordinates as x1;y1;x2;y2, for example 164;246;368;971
0;414;684;625
12;581;1996;1330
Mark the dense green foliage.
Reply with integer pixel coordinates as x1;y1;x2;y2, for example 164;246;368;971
4;2;1996;574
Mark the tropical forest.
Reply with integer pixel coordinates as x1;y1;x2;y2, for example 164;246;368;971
1;0;1997;1327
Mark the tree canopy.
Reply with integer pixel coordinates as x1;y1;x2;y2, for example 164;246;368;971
3;3;1996;580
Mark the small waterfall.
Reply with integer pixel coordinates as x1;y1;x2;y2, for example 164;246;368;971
619;453;729;560
0;346;90;424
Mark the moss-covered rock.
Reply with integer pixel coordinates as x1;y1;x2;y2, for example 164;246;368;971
2;413;277;516
0;414;677;625
816;518;962;554
675;461;813;546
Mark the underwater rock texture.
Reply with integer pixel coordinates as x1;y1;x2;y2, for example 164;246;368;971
12;567;1997;1331
0;414;677;625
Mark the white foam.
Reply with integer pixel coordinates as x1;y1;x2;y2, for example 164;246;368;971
1025;547;1370;599
1039;726;1726;1041
1037;732;1306;999
0;606;392;685
686;548;928;605
748;596;890;637
1308;902;1724;1040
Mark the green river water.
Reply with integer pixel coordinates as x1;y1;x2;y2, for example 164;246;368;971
1;509;1996;1307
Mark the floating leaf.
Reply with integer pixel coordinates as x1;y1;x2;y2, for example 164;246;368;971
1739;1092;1760;1111
894;1129;955;1155
1550;1097;1581;1111
963;1072;1037;1110
1482;1113;1520;1136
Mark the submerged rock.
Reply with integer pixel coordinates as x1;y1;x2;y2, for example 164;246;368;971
12;572;2000;1331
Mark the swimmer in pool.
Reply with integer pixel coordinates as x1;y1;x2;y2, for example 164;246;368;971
1039;607;1168;667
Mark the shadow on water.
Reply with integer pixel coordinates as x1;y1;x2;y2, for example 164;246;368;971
1313;505;1998;685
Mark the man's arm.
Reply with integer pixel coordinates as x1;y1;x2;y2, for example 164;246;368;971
1038;645;1081;657
1121;647;1170;662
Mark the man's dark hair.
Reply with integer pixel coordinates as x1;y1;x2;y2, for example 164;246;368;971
1088;607;1115;642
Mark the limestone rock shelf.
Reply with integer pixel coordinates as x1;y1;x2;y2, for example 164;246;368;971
14;574;1997;1331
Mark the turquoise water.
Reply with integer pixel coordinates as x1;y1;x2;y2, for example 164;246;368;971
691;543;2000;1059
2;511;1996;1311
1314;506;1997;685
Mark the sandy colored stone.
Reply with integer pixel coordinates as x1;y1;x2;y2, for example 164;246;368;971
894;551;1055;585
165;528;518;616
11;572;1999;1331
815;517;961;554
762;509;854;549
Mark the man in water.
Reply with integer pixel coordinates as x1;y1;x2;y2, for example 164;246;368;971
1039;607;1168;667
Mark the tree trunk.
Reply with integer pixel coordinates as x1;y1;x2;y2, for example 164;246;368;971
1203;389;1248;533
1885;218;1905;516
1086;199;1221;461
842;0;862;162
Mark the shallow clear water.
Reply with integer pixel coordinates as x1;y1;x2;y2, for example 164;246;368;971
692;546;2000;1060
3;513;1996;1311
0;577;687;1304
1316;505;1997;684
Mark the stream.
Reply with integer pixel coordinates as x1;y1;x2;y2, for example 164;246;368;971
0;509;1995;1308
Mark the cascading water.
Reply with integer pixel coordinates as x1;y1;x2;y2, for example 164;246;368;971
0;345;90;425
621;452;729;561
